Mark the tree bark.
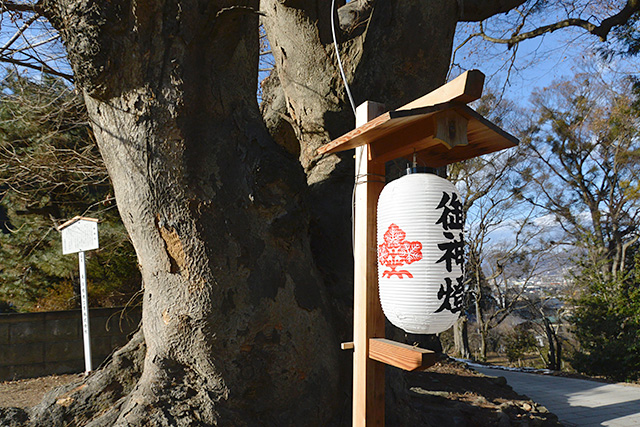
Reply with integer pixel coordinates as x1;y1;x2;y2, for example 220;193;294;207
260;0;459;353
261;0;458;180
453;315;471;359
555;334;562;371
479;328;488;361
544;317;557;370
475;295;488;361
38;0;339;424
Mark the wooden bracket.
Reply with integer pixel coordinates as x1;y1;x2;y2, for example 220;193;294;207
369;338;436;371
434;110;468;149
341;341;355;350
317;70;518;171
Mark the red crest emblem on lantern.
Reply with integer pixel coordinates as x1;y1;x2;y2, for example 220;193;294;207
378;223;423;278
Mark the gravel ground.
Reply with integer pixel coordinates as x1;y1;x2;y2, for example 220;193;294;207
0;362;562;426
0;374;82;408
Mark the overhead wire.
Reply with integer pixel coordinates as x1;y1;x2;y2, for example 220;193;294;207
330;1;387;257
331;0;357;117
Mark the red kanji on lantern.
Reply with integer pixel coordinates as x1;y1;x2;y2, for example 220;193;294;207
378;223;423;278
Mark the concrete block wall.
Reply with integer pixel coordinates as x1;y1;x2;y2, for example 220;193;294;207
0;307;141;380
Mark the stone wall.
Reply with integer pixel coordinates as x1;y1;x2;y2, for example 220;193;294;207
0;307;141;380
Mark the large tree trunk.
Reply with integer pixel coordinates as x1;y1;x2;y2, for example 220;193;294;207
16;0;467;425
543;317;557;370
555;334;562;371
260;0;458;357
543;316;563;371
36;0;339;425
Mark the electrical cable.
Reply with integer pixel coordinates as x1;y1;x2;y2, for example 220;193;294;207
331;0;357;116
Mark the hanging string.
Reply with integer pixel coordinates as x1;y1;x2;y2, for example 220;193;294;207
331;0;357;116
351;173;386;256
330;1;376;256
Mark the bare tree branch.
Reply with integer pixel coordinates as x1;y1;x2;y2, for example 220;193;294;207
0;13;38;53
0;55;73;80
594;0;640;39
477;0;640;47
0;0;43;14
460;0;528;22
0;3;71;81
480;18;597;47
10;33;59;54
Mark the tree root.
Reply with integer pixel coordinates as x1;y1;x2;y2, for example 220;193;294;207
2;328;146;427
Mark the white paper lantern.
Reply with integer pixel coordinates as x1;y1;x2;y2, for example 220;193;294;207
377;171;464;334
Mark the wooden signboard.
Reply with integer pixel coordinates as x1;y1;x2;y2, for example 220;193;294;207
58;216;100;373
60;216;100;255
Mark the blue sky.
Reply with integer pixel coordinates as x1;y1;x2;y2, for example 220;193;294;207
3;8;637;109
452;19;640;110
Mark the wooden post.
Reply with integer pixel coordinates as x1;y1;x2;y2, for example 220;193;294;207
353;101;386;426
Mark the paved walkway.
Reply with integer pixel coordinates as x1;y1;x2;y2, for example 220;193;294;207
472;365;640;427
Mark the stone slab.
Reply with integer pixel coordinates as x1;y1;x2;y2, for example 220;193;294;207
46;317;80;340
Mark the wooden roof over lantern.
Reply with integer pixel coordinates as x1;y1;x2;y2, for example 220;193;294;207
317;70;518;167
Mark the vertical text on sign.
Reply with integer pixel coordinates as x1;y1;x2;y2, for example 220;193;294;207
434;192;464;314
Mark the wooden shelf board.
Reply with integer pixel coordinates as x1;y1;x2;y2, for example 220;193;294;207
369;338;436;372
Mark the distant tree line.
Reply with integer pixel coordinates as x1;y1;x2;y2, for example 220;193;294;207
449;67;640;382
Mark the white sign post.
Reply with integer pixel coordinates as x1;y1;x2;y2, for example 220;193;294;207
58;216;99;374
